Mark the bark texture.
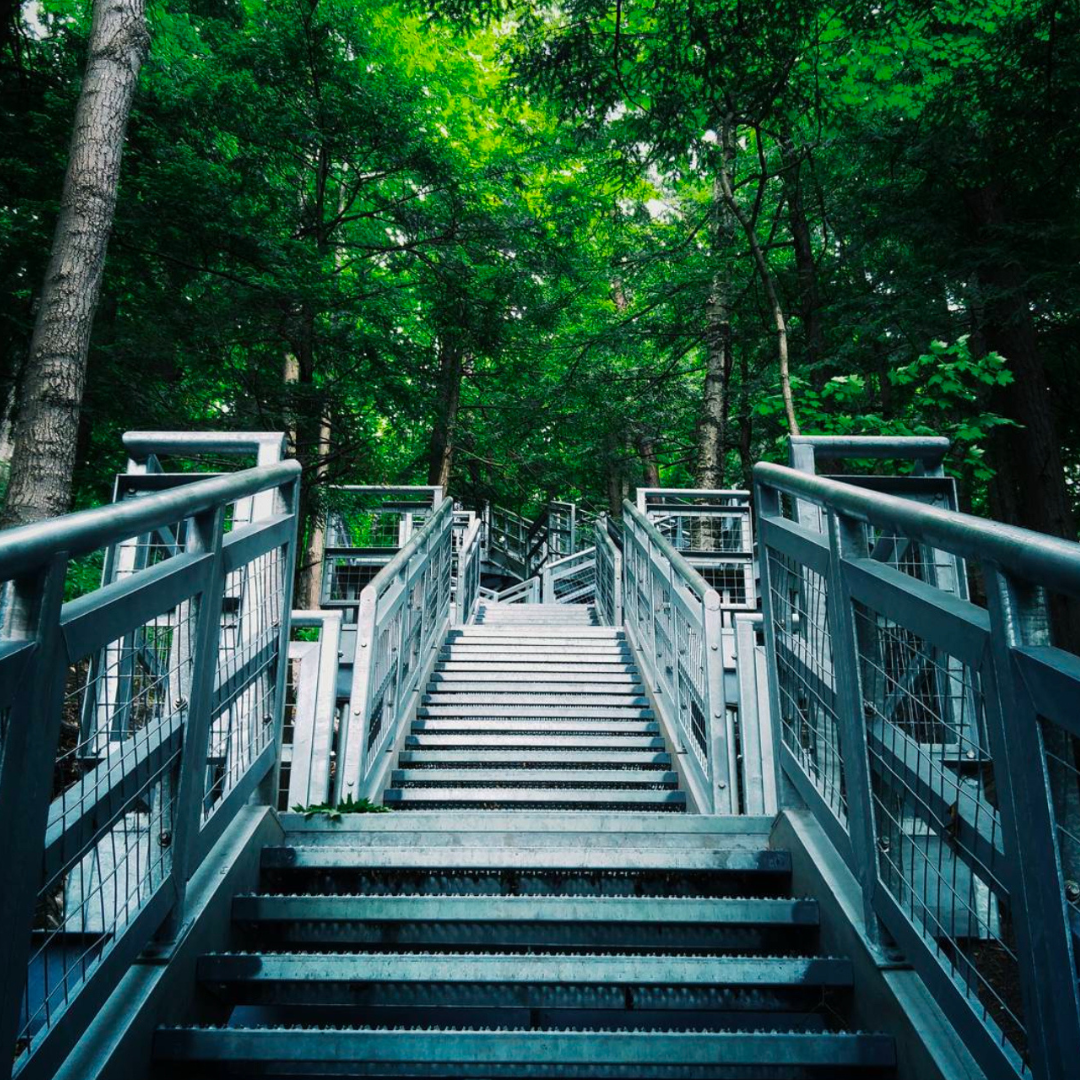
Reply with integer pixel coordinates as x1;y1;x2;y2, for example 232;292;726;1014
695;122;737;489
427;339;464;491
637;435;660;487
718;136;799;439
1;0;149;528
779;128;824;382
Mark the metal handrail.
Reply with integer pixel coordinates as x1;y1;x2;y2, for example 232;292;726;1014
454;513;483;624
756;462;1080;596
0;457;300;1080
540;546;596;604
340;498;454;801
0;462;300;580
755;458;1080;1080
621;501;713;604
620;499;732;813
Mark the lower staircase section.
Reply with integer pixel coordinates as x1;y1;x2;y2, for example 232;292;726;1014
384;603;685;812
154;813;897;1079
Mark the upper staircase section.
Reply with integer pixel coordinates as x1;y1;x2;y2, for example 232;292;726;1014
382;603;686;812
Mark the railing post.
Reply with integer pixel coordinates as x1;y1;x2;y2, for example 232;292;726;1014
259;475;300;807
703;594;732;813
155;504;227;947
611;537;623;626
0;556;68;1074
982;567;1080;1080
753;481;793;812
823;508;888;953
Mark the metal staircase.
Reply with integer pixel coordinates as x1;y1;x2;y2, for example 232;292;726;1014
382;602;686;812
154;812;896;1078
9;430;1080;1080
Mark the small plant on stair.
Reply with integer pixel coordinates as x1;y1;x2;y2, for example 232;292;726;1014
293;793;391;820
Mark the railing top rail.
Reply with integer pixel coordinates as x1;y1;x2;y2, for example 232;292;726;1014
788;434;950;464
0;461;300;581
756;460;1080;596
363;496;454;601
330;485;441;498
122;430;287;462
291;609;343;628
637;487;750;499
543;545;596;572
622;499;718;608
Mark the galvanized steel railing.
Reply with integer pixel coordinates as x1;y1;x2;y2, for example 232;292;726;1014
636;488;756;623
453;511;483;625
593;516;622;627
621;500;734;813
478;578;540;605
341;497;454;801
0;460;300;1080
280;610;342;810
541;547;596;605
755;460;1080;1080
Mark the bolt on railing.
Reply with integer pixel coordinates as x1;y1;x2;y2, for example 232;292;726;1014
755;459;1080;1080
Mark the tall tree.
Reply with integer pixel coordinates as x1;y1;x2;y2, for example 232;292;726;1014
1;0;148;527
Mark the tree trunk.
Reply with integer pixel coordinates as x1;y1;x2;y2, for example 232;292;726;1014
695;122;737;489
427;339;464;491
638;435;660;486
297;414;330;610
779;127;824;384
718;128;799;439
964;180;1080;648
736;350;753;488
0;0;148;528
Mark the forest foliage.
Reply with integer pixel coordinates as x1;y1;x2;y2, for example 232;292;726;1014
1;0;1078;549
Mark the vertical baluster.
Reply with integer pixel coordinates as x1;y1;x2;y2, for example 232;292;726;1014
823;507;888;951
0;556;68;1074
982;568;1080;1080
156;505;227;945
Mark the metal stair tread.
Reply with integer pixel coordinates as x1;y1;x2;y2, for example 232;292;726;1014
154;1025;897;1070
382;788;687;807
232;894;820;926
197;951;851;987
391;768;679;786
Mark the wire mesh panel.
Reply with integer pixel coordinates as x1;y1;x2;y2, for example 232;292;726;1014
754;456;1080;1080
637;489;755;625
453;513;482;625
621;500;732;812
0;457;299;1080
854;604;1021;1057
766;548;847;828
342;499;455;801
542;547;596;605
593;519;622;627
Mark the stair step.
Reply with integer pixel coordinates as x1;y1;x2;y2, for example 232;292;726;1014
198;952;851;1000
261;843;790;875
450;627;623;637
435;663;637;673
418;705;654;718
233;893;818;927
429;673;642;685
382;787;687;809
410;719;659;735
427;682;645;695
445;640;629;649
405;734;668;749
231;894;818;950
155;1026;896;1074
392;768;679;787
398;749;673;767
